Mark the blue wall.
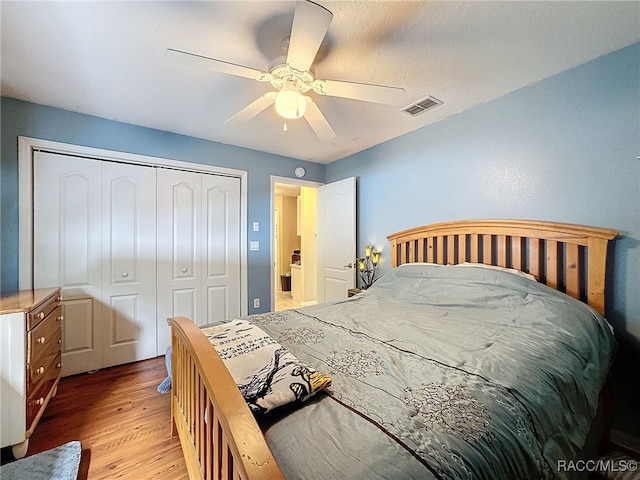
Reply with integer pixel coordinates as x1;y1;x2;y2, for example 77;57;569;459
3;44;639;351
327;43;640;352
0;97;324;312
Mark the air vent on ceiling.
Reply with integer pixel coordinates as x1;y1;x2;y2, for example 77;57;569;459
401;95;443;117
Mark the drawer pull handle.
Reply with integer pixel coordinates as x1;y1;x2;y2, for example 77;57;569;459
57;315;63;321
56;296;62;302
37;336;46;344
57;339;62;344
35;397;44;406
37;312;45;320
36;366;45;375
56;363;62;369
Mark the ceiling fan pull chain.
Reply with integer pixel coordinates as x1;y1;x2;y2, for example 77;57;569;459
283;118;288;132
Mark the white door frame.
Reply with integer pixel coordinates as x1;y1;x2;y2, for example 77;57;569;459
273;206;280;291
270;175;322;311
18;136;249;317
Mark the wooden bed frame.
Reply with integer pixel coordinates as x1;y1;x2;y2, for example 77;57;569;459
168;219;617;480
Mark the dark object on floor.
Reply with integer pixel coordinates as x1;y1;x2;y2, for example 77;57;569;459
157;346;172;393
594;450;640;480
0;440;81;480
280;273;291;291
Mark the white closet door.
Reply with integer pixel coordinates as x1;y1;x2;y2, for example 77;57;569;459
101;161;157;367
33;147;244;372
157;169;203;352
34;152;104;375
202;174;241;324
156;170;241;353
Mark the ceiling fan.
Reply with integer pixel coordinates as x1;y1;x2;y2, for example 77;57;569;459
167;0;405;140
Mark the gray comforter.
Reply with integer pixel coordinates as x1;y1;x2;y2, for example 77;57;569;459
248;264;616;480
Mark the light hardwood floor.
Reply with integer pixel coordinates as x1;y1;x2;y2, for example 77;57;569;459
275;289;299;311
26;357;188;479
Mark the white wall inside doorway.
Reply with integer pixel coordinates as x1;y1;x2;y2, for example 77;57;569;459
271;176;322;311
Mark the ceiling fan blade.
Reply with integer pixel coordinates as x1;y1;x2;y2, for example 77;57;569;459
225;92;277;125
286;0;333;72
303;98;336;140
166;48;269;81
315;79;405;105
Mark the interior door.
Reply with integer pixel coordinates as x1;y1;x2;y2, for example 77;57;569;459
317;177;356;303
101;161;157;367
34;152;104;375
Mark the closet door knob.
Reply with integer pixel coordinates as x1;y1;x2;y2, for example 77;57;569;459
37;336;46;344
122;272;129;278
35;397;45;406
182;268;188;273
36;366;45;375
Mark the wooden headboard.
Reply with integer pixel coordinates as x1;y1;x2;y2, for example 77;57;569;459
387;220;617;315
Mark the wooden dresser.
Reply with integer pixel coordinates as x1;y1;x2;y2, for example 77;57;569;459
0;288;62;459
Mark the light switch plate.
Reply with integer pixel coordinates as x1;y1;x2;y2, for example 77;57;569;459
253;222;259;232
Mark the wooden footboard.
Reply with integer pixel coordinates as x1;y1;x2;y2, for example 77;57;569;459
168;316;285;480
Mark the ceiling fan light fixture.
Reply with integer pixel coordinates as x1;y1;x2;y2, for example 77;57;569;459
275;80;306;119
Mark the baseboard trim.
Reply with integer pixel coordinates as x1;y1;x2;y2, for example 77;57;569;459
611;428;640;456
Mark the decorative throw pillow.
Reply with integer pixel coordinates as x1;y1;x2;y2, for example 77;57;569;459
202;319;332;414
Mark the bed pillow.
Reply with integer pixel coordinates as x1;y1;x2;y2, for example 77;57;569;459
396;262;440;267
396;261;537;281
457;262;538;281
202;319;332;415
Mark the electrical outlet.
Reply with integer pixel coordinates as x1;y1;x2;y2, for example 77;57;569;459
253;298;260;308
250;241;259;251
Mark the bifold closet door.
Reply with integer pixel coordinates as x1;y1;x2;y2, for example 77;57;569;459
34;152;157;375
156;169;241;354
34;152;104;375
101;161;157;368
201;172;241;323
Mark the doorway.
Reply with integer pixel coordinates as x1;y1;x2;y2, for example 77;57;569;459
271;176;321;311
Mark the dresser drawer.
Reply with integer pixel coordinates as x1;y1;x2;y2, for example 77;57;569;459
26;351;61;430
27;305;62;365
27;292;61;330
27;337;62;389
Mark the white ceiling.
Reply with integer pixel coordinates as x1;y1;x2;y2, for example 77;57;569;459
2;1;638;165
